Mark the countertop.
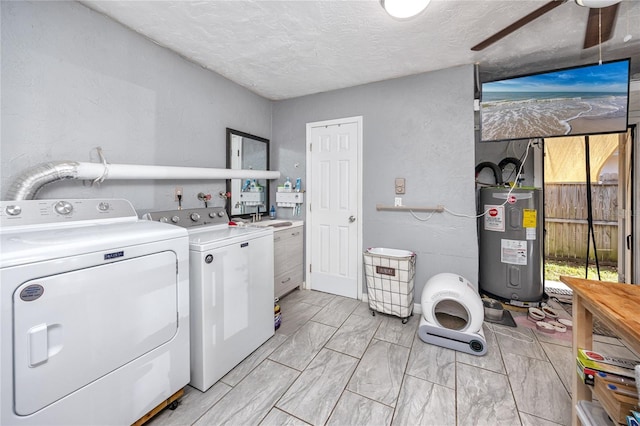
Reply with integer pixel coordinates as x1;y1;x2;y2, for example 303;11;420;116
560;276;640;355
231;219;303;231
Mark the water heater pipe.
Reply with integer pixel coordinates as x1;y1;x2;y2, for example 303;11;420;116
5;161;281;201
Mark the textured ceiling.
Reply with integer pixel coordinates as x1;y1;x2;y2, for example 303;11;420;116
81;0;640;100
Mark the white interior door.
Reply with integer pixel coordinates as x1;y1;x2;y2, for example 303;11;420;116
306;117;362;299
634;126;640;284
620;129;634;283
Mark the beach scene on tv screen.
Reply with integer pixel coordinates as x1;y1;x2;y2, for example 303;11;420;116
481;60;629;142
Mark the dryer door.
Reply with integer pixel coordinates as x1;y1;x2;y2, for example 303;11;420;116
12;251;178;416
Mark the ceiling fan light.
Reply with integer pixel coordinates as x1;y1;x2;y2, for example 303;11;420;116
575;0;620;8
380;0;430;19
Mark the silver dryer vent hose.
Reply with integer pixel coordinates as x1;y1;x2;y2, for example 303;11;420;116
5;161;81;201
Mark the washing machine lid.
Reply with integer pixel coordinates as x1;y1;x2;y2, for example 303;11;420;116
0;221;187;268
188;225;272;251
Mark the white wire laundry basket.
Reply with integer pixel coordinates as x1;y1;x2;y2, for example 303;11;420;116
363;248;415;323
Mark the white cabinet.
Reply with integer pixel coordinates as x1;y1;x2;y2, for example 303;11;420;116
273;222;304;298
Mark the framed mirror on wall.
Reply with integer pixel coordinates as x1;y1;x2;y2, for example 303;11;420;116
226;128;270;218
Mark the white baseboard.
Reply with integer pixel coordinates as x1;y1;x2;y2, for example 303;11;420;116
413;303;422;315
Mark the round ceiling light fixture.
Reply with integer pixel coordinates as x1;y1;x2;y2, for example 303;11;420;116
380;0;430;19
575;0;620;8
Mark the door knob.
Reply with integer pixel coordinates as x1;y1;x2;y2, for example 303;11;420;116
349;215;356;223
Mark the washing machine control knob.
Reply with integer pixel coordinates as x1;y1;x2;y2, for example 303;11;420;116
190;213;200;222
98;202;110;211
5;205;22;216
209;212;217;218
217;211;225;217
159;217;169;223
54;201;73;215
171;215;180;223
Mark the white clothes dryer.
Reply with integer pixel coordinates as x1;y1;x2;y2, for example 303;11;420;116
144;207;274;392
0;199;190;426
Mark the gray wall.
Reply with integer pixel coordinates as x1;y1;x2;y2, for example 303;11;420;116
272;65;479;296
1;1;272;212
2;1;481;298
475;140;537;187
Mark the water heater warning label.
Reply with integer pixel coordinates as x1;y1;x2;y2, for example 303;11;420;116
522;209;537;228
484;205;504;232
501;239;527;265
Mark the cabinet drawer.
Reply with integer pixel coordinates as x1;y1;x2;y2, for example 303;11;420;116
275;267;304;299
274;246;302;277
273;227;303;245
274;229;303;277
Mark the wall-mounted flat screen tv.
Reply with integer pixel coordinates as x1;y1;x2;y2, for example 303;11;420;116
480;59;630;142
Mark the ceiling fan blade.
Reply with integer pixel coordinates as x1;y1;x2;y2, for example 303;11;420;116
583;3;619;49
471;0;568;51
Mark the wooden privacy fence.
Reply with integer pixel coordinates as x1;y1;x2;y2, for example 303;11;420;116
544;183;618;264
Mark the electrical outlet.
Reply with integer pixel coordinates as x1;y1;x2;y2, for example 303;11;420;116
174;186;183;201
394;197;403;207
395;178;405;194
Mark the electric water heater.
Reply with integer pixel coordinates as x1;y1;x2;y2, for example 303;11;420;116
478;187;543;304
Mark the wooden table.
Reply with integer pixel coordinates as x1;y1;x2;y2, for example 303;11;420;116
560;276;640;426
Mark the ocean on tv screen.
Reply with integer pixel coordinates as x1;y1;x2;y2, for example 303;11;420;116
480;60;629;142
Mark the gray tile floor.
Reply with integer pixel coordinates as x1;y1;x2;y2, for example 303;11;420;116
150;289;640;426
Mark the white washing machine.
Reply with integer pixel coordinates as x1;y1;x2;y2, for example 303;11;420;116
144;207;274;392
0;199;190;426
